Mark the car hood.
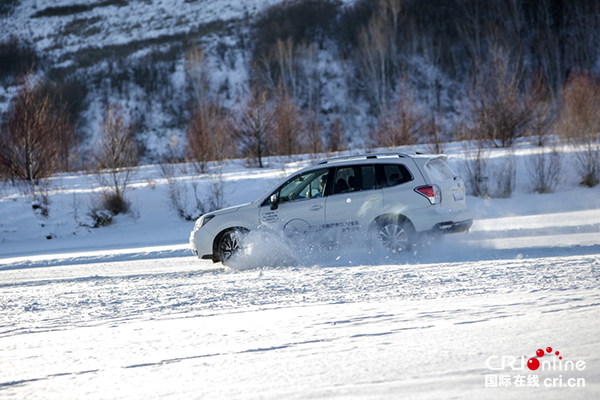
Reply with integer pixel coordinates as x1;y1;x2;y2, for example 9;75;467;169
206;202;252;217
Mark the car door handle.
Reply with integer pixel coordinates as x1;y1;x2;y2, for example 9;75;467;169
309;204;323;211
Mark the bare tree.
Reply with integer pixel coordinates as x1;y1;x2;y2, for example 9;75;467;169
305;110;323;156
423;112;447;154
455;0;483;65
356;12;394;112
187;100;228;172
272;89;305;156
467;45;533;148
230;81;275;168
529;0;562;97
326;117;346;153
94;104;139;214
557;72;600;187
0;72;74;182
54;101;80;173
297;42;322;112
272;38;298;98
185;43;210;104
371;84;423;148
527;72;555;147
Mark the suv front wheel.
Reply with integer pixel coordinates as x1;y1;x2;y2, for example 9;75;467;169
217;228;248;265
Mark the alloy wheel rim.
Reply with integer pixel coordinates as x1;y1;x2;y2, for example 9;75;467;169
378;224;409;253
220;232;240;260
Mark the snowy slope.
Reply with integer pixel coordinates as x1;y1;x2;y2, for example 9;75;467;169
1;142;600;398
1;0;361;159
2;0;282;59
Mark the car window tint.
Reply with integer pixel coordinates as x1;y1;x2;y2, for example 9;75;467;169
333;165;376;194
361;165;376;190
333;167;353;194
376;164;412;187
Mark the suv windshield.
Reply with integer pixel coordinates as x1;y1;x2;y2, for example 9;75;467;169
266;168;329;205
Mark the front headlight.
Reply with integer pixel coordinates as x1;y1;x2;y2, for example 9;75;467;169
194;214;215;230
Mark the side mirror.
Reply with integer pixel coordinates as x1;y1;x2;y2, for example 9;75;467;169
270;194;279;210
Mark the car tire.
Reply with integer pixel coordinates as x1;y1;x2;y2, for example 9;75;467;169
377;219;414;254
218;228;247;266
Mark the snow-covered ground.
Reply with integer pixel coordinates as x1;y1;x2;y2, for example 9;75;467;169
1;142;600;398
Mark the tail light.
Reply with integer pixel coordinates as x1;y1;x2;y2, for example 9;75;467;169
415;185;441;205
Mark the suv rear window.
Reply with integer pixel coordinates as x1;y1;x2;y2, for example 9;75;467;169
375;164;412;187
424;158;456;182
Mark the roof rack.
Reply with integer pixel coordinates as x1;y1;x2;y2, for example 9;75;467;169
314;152;413;166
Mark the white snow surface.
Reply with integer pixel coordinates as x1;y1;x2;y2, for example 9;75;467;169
1;142;600;399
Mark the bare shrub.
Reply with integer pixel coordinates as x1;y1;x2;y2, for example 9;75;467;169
29;178;52;218
458;121;490;198
527;145;562;194
101;191;130;215
205;165;227;212
557;72;600;187
160;159;226;219
160;162;204;221
70;193;84;226
491;152;516;198
88;208;113;228
94;104;138;215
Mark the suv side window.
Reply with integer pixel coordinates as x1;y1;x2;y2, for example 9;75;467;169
263;168;330;206
375;164;413;187
332;165;376;194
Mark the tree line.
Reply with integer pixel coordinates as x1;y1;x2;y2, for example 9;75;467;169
1;0;600;199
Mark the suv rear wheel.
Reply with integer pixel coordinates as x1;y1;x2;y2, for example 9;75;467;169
377;219;414;254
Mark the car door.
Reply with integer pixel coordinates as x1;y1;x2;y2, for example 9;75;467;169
324;164;383;243
259;168;330;241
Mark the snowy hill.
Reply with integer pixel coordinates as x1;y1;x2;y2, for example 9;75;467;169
1;0;359;160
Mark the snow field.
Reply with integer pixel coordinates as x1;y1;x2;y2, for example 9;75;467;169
1;255;599;399
1;142;600;398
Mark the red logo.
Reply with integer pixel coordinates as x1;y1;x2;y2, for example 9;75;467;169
527;347;562;371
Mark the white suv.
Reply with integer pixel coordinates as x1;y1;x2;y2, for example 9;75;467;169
190;153;473;265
